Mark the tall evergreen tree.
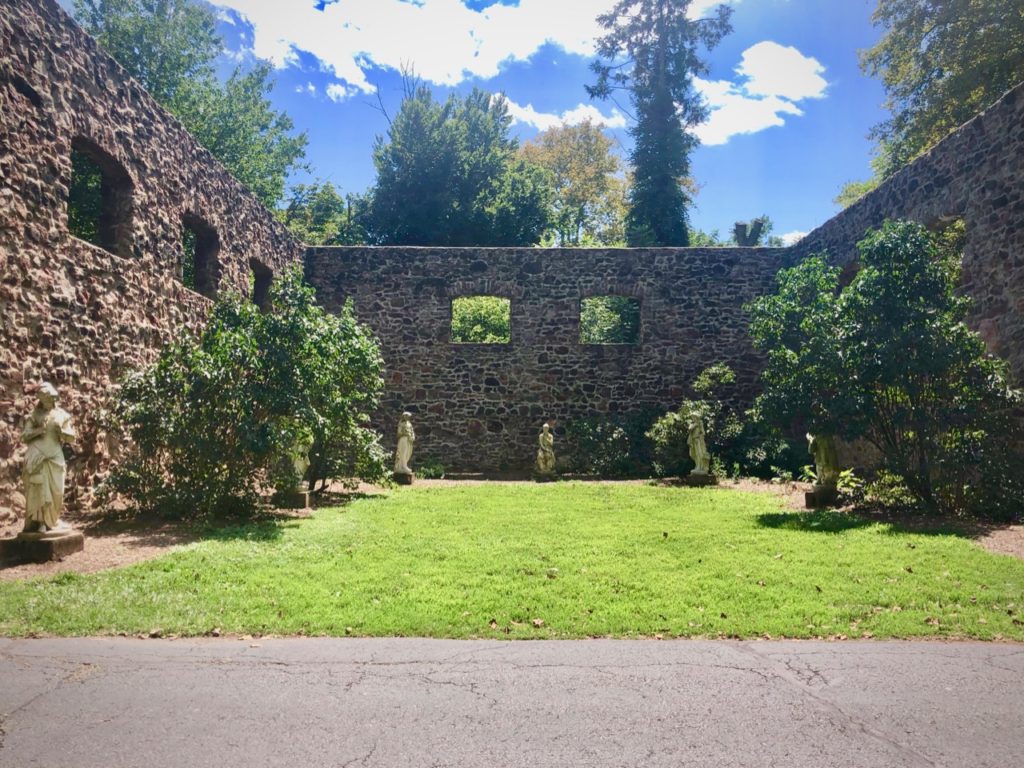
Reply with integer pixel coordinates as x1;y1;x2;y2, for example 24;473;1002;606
367;86;552;246
587;0;732;246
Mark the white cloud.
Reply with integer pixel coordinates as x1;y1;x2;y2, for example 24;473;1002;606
780;230;808;246
214;1;742;99
326;83;359;102
506;100;628;131
295;82;317;96
694;41;828;146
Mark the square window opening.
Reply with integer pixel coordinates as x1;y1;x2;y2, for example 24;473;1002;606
451;296;511;343
580;296;641;344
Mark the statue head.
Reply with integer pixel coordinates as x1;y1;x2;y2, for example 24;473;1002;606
36;381;58;409
542;423;550;433
401;411;412;422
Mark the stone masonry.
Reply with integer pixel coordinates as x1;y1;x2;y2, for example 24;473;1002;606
2;0;1022;500
307;247;789;472
0;0;303;522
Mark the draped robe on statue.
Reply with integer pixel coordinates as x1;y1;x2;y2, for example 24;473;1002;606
22;406;75;529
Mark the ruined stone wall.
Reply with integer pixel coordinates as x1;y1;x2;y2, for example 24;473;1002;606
793;83;1024;382
307;246;788;472
0;0;303;522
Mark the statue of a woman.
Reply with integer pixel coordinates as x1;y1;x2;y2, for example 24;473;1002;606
686;413;711;476
535;423;556;476
394;412;415;475
21;382;76;533
807;433;840;488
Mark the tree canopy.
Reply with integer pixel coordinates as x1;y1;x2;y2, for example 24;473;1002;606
837;0;1024;205
748;220;1024;519
588;0;733;246
519;120;624;246
74;0;307;207
277;182;369;246
366;86;552;246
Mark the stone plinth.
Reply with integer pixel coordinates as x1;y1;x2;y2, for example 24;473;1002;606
274;490;311;509
682;473;717;487
1;529;85;565
393;472;414;485
532;472;556;483
805;485;839;508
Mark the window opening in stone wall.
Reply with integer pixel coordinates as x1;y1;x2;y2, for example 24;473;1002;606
250;258;273;311
67;137;133;257
580;296;641;344
451;296;511;343
9;73;43;109
181;213;220;299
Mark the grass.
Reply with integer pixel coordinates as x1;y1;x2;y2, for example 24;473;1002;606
1;483;1022;640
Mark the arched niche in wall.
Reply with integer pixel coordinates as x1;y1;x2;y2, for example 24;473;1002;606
250;258;273;311
181;212;221;299
67;136;134;257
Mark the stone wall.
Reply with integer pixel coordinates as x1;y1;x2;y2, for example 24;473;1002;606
307;246;789;472
793;82;1024;382
0;0;303;522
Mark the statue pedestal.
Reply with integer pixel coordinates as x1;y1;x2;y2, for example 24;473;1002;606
532;472;555;483
805;484;839;508
393;472;414;485
682;472;717;487
274;490;311;509
1;529;85;566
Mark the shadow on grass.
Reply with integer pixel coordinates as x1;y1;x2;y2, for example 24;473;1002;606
756;506;1011;540
757;509;876;533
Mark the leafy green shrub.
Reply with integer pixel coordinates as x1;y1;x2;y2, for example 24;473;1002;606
647;365;801;479
418;461;446;480
451;296;511;343
748;219;1024;521
565;409;659;478
103;265;387;518
580;296;640;344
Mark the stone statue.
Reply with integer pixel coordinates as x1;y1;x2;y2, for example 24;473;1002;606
394;412;415;476
686;413;711;476
291;431;314;491
21;382;76;533
535;423;556;477
807;433;840;488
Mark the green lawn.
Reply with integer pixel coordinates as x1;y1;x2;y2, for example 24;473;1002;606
1;483;1022;639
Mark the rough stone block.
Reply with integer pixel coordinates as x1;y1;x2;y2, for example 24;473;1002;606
805;485;839;508
393;472;415;485
682;473;717;487
0;530;85;565
274;490;311;509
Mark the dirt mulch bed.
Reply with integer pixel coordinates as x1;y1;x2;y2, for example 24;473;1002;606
1;479;1020;581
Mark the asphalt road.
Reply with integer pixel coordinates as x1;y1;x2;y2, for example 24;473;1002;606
1;638;1022;767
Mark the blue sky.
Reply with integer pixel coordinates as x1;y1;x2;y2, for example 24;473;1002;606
66;0;891;242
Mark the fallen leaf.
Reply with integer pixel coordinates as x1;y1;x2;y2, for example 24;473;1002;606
773;553;783;560
757;580;766;587
720;612;728;619
904;566;914;573
815;585;822;593
532;618;545;628
148;629;163;639
489;619;498;630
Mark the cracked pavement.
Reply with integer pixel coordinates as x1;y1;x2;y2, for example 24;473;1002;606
0;638;1021;767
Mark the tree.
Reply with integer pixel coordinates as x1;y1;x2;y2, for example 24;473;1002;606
840;0;1024;200
588;0;733;246
367;86;552;246
519;120;623;246
748;220;1024;519
105;266;387;517
74;0;306;207
278;182;369;245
